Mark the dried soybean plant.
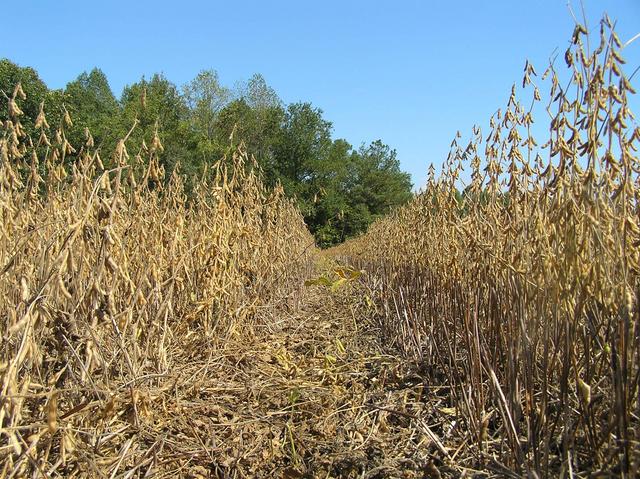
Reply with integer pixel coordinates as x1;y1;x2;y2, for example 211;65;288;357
0;85;313;476
336;15;640;477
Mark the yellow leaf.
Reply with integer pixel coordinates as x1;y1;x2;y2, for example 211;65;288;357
439;407;457;416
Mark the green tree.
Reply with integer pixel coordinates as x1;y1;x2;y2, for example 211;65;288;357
241;73;281;110
346;140;413;229
0;58;63;136
305;138;351;246
64;68;119;148
213;98;284;182
298;138;413;246
0;59;414;246
119;73;191;176
273;102;333;207
182;69;230;158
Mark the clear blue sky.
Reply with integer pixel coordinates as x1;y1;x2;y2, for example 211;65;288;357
2;1;639;189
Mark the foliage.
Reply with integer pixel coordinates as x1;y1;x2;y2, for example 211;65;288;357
64;68;119;148
119;73;192;175
0;59;64;137
0;58;412;245
304;264;362;291
182;69;231;158
213;98;285;180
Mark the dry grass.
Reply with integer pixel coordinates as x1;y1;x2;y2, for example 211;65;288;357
334;16;640;477
0;86;314;476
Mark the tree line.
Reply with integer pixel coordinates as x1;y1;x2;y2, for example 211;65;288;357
0;59;413;246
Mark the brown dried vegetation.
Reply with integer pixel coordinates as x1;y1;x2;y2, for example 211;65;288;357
2;14;640;479
335;16;640;477
0;81;315;476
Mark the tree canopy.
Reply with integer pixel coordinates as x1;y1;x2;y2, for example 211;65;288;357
0;58;413;246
